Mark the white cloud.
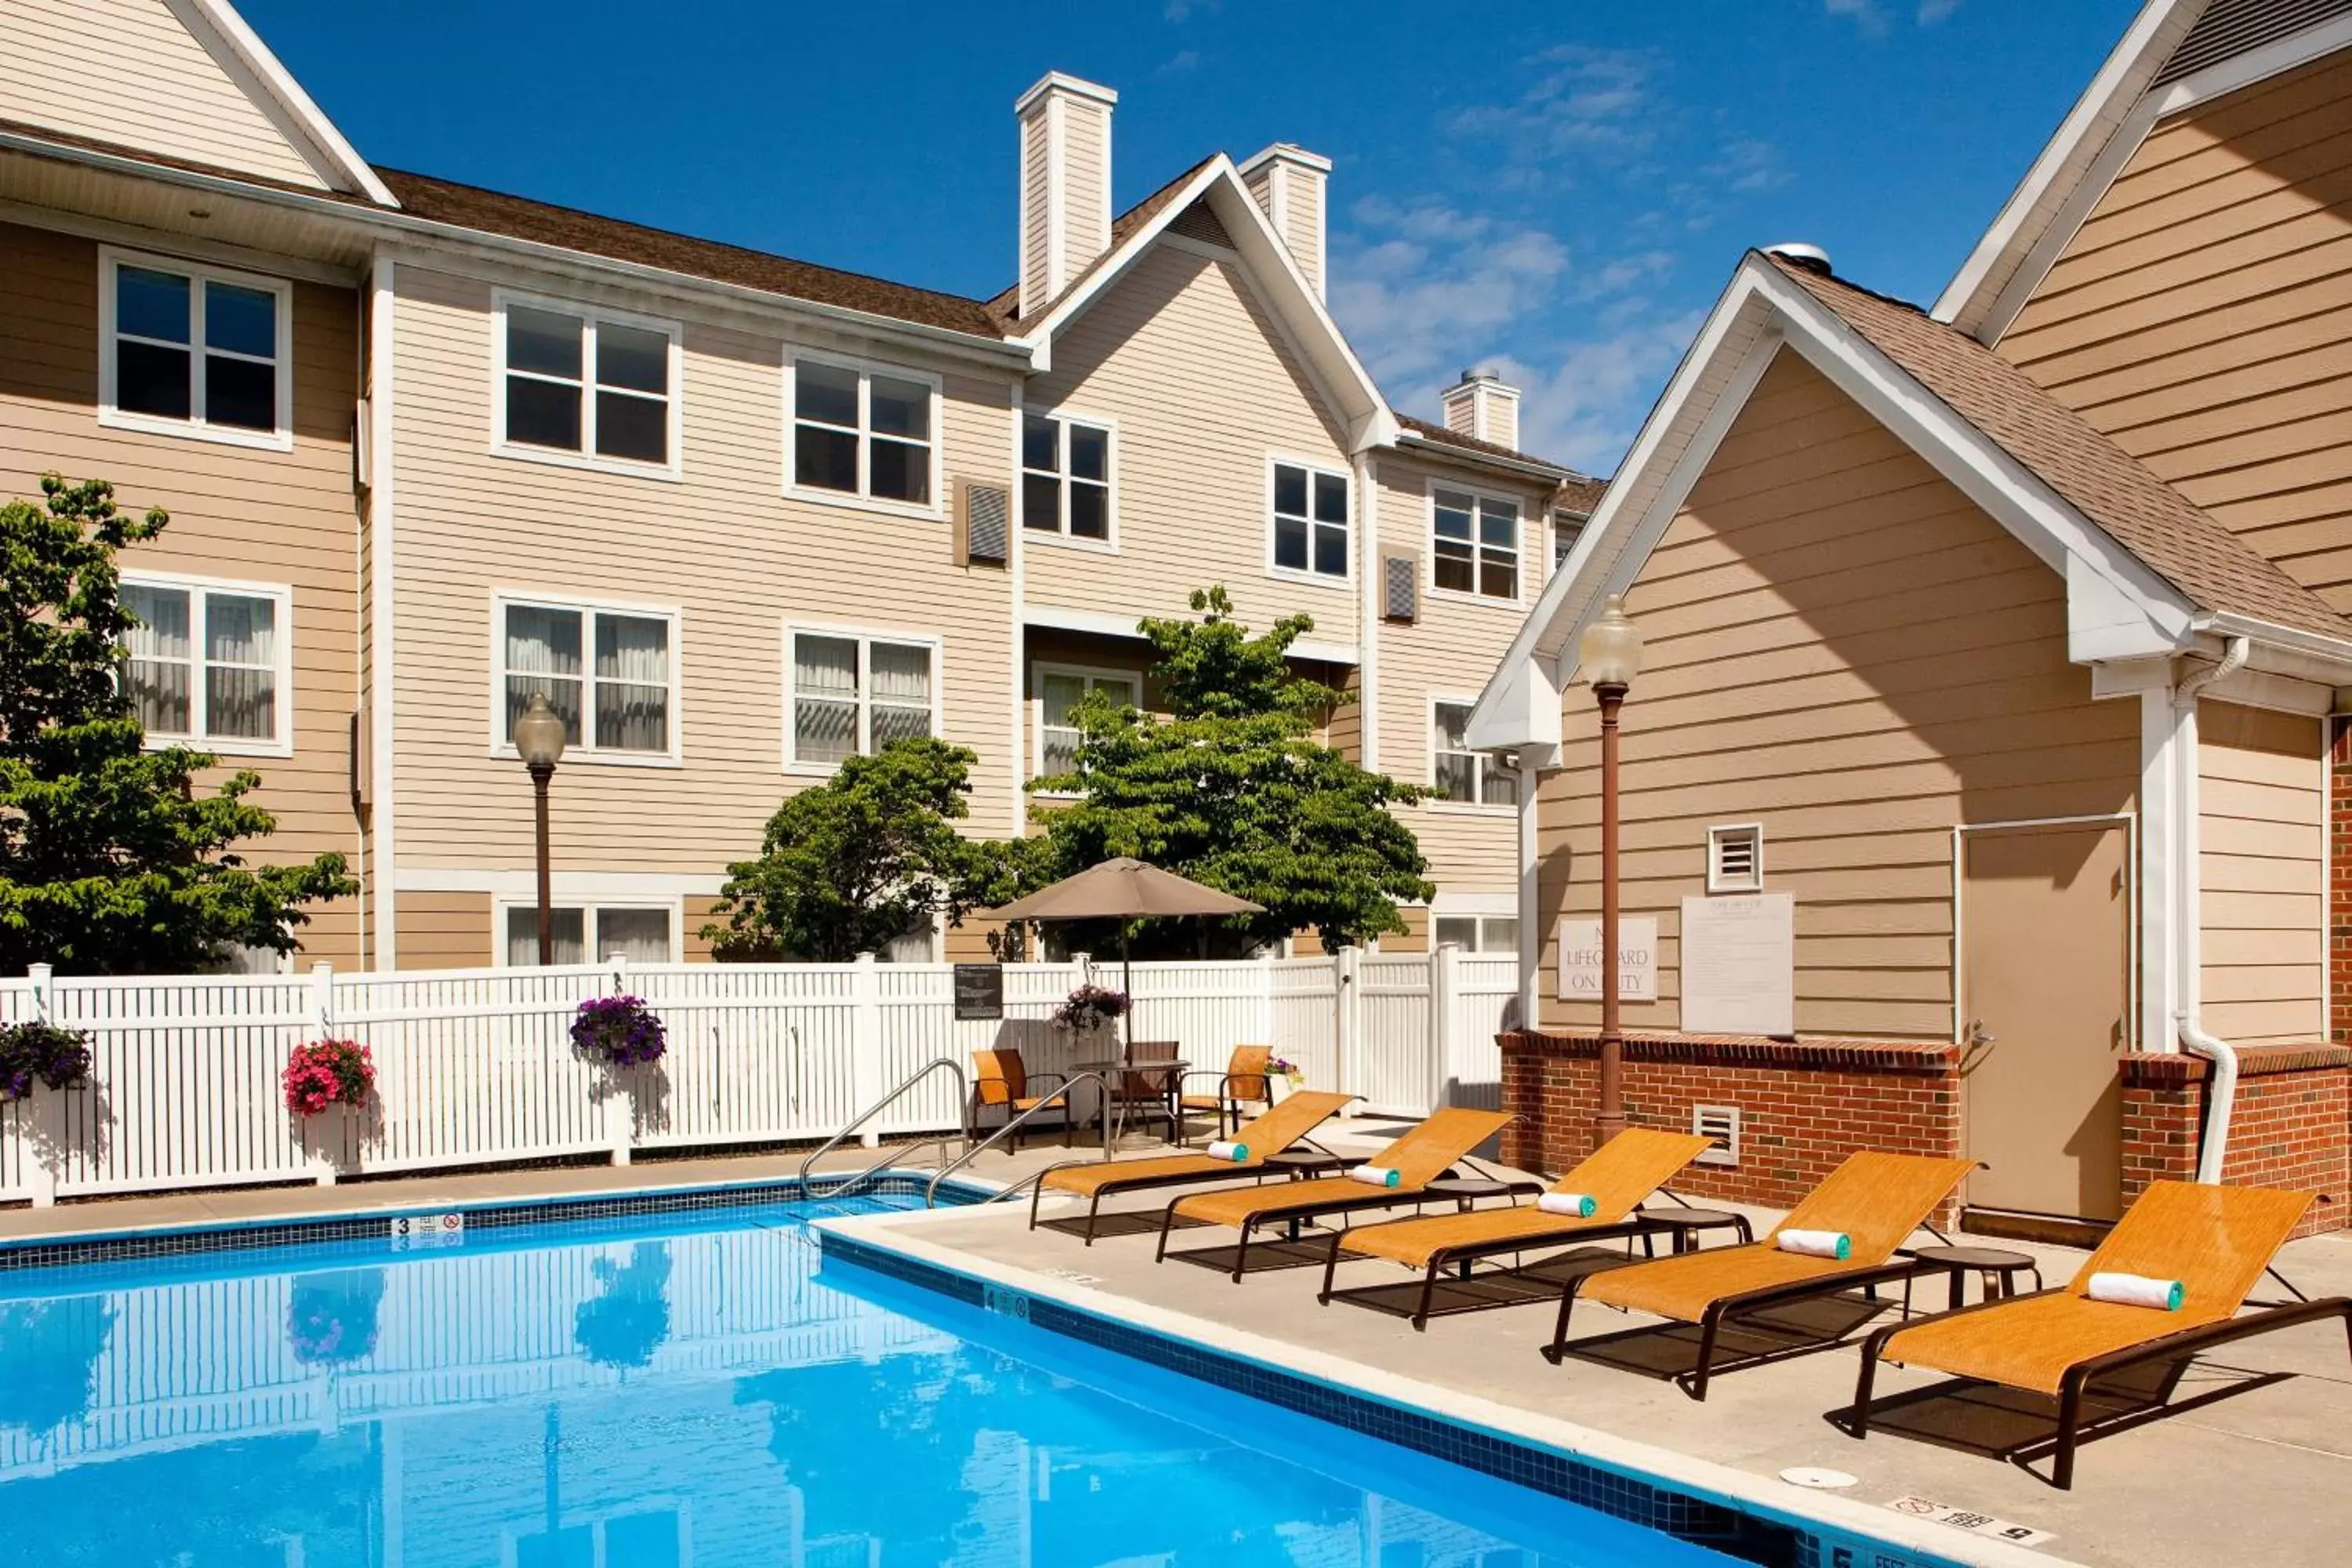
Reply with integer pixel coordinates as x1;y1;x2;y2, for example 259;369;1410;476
1918;0;1962;22
1157;49;1202;75
1444;45;1659;161
1499;310;1709;476
1824;0;1888;33
1706;136;1787;194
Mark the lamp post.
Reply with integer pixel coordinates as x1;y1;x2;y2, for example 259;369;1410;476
510;691;568;965
1578;595;1643;1149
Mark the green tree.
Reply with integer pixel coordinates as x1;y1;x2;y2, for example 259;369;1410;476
706;736;1004;961
0;476;354;974
1014;586;1431;956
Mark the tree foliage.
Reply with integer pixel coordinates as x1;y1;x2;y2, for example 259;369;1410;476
706;736;1002;962
1014;586;1431;956
0;476;354;975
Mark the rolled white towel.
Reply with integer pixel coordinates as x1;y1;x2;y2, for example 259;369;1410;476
1775;1229;1851;1261
1206;1140;1250;1163
1537;1192;1598;1218
1348;1164;1402;1189
2085;1271;2183;1312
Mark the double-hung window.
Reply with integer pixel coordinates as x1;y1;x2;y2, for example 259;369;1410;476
1270;460;1350;580
1432;700;1518;809
1022;413;1112;543
1433;487;1521;601
790;357;938;507
501;902;676;966
497;296;677;470
119;575;291;752
1034;666;1139;781
787;628;938;769
499;597;676;760
1434;914;1520;953
100;250;289;446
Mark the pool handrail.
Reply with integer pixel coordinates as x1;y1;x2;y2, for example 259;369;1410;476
800;1056;970;1200
928;1070;1114;1207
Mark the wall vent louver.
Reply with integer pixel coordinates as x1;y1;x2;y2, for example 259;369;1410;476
2153;0;2352;86
1693;1105;1741;1167
1383;554;1417;622
1707;824;1763;894
958;481;1010;566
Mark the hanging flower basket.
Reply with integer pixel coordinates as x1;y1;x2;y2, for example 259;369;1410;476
571;995;667;1070
288;1269;386;1367
1051;984;1130;1034
282;1039;375;1118
0;1022;92;1103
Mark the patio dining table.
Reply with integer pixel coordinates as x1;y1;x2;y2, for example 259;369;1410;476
1072;1056;1190;1148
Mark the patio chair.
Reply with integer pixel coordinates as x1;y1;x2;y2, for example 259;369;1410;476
1848;1179;2351;1489
1029;1090;1359;1242
1543;1149;1976;1398
967;1047;1071;1149
1178;1046;1274;1141
1156;1107;1526;1280
1105;1039;1184;1144
1319;1127;1718;1330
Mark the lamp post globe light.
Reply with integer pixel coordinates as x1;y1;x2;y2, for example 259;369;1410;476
1577;595;1643;1149
511;691;568;966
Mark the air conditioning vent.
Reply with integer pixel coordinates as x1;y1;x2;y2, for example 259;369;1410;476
1693;1105;1740;1167
1383;554;1417;622
957;480;1010;565
1707;823;1763;894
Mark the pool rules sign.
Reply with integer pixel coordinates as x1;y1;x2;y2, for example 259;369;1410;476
1555;917;1657;1003
1679;892;1795;1037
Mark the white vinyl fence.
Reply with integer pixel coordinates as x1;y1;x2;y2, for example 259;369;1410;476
0;949;1522;1207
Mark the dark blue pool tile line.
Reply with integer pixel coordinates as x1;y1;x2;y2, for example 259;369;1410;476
0;1174;982;1273
818;1230;1946;1568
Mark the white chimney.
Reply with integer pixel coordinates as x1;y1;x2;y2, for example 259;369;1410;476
1440;368;1520;450
1016;72;1118;318
1239;143;1332;299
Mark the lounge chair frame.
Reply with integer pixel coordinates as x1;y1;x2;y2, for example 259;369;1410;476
1544;1258;1929;1399
1317;1207;1711;1330
1157;1164;1544;1283
1028;1134;1342;1243
1847;1287;2352;1489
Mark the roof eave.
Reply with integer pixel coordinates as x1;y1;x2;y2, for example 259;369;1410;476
1392;426;1575;483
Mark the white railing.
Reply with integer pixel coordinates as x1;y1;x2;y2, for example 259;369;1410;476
0;947;1523;1207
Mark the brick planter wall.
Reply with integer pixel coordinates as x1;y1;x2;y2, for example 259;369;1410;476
1498;1030;1963;1218
2118;1044;2351;1239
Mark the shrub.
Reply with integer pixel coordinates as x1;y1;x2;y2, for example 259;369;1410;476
282;1039;374;1117
571;994;666;1069
0;1022;92;1102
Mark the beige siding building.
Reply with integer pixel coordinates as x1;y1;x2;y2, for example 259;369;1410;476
0;0;1593;974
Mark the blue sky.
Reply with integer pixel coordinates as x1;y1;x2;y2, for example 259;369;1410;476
243;0;2140;476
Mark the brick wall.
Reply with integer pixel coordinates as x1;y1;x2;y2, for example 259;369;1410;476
1499;1030;1963;1218
2118;1044;2350;1239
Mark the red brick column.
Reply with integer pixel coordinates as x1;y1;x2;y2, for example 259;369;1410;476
2117;1044;2351;1238
1500;1029;1962;1216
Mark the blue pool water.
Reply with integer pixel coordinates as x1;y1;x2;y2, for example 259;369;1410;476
0;1192;1741;1567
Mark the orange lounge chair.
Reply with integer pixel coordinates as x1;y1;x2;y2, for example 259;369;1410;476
1849;1179;2350;1489
1027;1090;1359;1242
1544;1150;1976;1399
1156;1107;1523;1281
1318;1127;1719;1330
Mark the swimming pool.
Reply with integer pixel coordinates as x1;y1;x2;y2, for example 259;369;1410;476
0;1188;1757;1567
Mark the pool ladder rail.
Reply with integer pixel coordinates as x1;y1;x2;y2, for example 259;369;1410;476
798;1057;1117;1207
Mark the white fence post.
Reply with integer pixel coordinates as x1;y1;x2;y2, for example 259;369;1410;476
26;963;59;1207
604;954;633;1165
1334;946;1361;1100
851;953;881;1148
1432;943;1461;1112
308;962;335;1033
1254;949;1277;1046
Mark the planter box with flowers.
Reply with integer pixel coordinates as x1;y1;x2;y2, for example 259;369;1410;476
1265;1054;1305;1103
282;1039;375;1119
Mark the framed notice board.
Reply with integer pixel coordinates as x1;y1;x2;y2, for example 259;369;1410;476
953;964;1005;1021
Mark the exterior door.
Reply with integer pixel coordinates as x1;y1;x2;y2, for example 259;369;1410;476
1958;820;2129;1219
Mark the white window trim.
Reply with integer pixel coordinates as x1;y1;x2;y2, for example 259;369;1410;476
1018;407;1120;554
1425;477;1526;608
781;620;946;776
782;348;946;521
492;896;684;966
1707;822;1766;895
119;570;296;758
1426;694;1514;815
97;246;294;452
488;590;684;768
489;289;684;481
1030;662;1142;793
1264;452;1354;590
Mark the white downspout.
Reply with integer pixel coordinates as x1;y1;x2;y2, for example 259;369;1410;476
2173;635;2250;1184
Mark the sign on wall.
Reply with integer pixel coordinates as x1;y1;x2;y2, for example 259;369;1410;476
1679;892;1795;1037
1555;916;1658;1003
953;964;1005;1021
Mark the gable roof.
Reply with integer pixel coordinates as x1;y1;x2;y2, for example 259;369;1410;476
1778;256;2351;641
183;0;396;205
1394;414;1593;490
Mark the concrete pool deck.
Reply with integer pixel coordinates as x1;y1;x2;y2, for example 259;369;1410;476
5;1123;2345;1567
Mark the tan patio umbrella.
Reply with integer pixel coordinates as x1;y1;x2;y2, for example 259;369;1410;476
985;857;1263;1047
